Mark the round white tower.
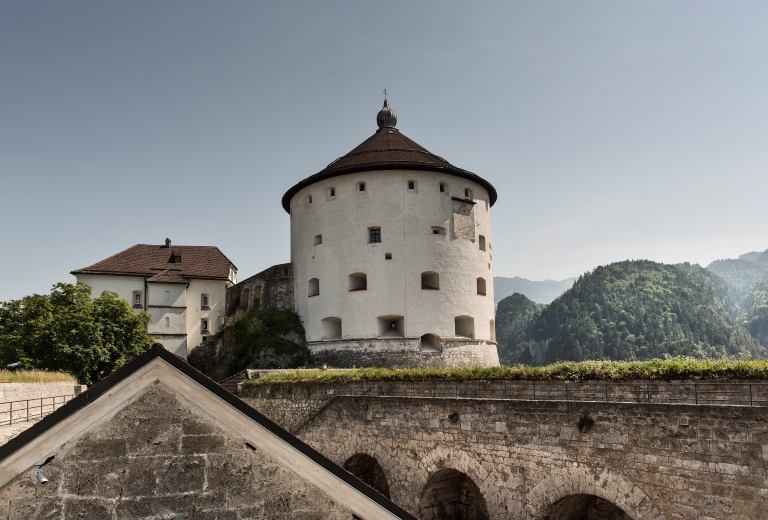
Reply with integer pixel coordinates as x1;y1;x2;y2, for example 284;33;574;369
282;100;499;368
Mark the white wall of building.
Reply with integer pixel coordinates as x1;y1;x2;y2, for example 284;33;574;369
186;279;227;351
76;274;229;358
290;169;495;344
75;274;145;306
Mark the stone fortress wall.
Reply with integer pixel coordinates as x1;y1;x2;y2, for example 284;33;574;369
241;379;768;519
224;262;295;327
289;169;497;369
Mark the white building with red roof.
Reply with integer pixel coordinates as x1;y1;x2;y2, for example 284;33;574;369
71;238;237;357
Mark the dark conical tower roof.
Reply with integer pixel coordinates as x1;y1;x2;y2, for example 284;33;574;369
282;99;497;212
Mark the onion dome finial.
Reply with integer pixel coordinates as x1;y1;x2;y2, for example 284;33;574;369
377;98;397;129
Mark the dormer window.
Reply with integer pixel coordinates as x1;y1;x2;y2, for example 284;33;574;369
169;254;181;263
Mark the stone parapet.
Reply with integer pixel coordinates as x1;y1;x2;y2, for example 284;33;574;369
308;338;499;369
241;378;768;519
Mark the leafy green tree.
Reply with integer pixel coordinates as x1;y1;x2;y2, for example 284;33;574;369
0;283;152;384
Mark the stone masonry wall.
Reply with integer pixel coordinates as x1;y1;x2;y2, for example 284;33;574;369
0;383;80;404
0;383;353;519
226;263;295;327
241;380;768;519
310;339;499;369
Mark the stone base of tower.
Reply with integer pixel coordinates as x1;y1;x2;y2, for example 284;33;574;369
308;338;499;369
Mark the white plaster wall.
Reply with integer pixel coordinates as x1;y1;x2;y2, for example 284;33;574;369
147;307;186;335
147;282;186;307
75;274;145;306
290;170;495;344
186;280;228;352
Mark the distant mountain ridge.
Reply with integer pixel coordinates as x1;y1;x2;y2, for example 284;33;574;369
494;276;576;305
494;253;768;365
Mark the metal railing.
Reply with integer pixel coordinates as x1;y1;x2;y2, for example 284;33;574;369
0;395;75;427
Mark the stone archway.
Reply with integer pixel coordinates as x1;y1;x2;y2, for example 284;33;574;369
344;453;391;499
419;468;489;520
546;494;632;520
526;466;663;520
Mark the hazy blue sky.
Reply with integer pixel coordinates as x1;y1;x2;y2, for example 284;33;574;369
2;1;767;301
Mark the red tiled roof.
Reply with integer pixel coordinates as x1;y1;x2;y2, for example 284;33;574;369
147;270;189;284
72;244;236;280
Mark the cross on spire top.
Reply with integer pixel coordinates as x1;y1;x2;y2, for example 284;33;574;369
383;88;388;100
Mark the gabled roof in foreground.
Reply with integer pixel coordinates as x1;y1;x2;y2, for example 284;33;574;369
0;344;416;520
282;100;497;212
71;241;236;281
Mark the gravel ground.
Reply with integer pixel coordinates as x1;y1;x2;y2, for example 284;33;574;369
0;419;39;446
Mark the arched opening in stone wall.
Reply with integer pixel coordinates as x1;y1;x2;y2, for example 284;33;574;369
546;494;631;520
419;468;489;520
308;278;320;297
344;453;391;499
420;333;440;352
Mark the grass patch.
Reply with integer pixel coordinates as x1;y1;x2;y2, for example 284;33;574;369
0;370;77;384
244;358;768;386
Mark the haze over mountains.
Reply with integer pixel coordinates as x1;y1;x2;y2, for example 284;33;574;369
495;248;768;366
493;276;577;306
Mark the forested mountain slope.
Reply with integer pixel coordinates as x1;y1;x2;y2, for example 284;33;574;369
524;260;763;364
495;293;542;365
706;249;768;288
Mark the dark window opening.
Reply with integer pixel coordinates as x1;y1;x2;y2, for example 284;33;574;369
421;271;440;290
330;188;335;197
349;272;367;291
359;182;366;192
385;253;392;260
440;183;446;192
369;228;381;243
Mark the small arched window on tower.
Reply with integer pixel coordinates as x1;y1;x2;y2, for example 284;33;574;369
357;181;366;193
368;227;381;243
455;316;474;339
464;188;473;200
308;278;320;297
477;277;487;295
439;182;447;194
327;187;336;200
421;271;439;290
307;194;313;206
377;315;404;338
479;235;486;251
321;317;342;340
349;272;367;291
407;180;418;192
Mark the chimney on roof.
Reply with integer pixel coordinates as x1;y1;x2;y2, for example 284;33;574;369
165;238;171;248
